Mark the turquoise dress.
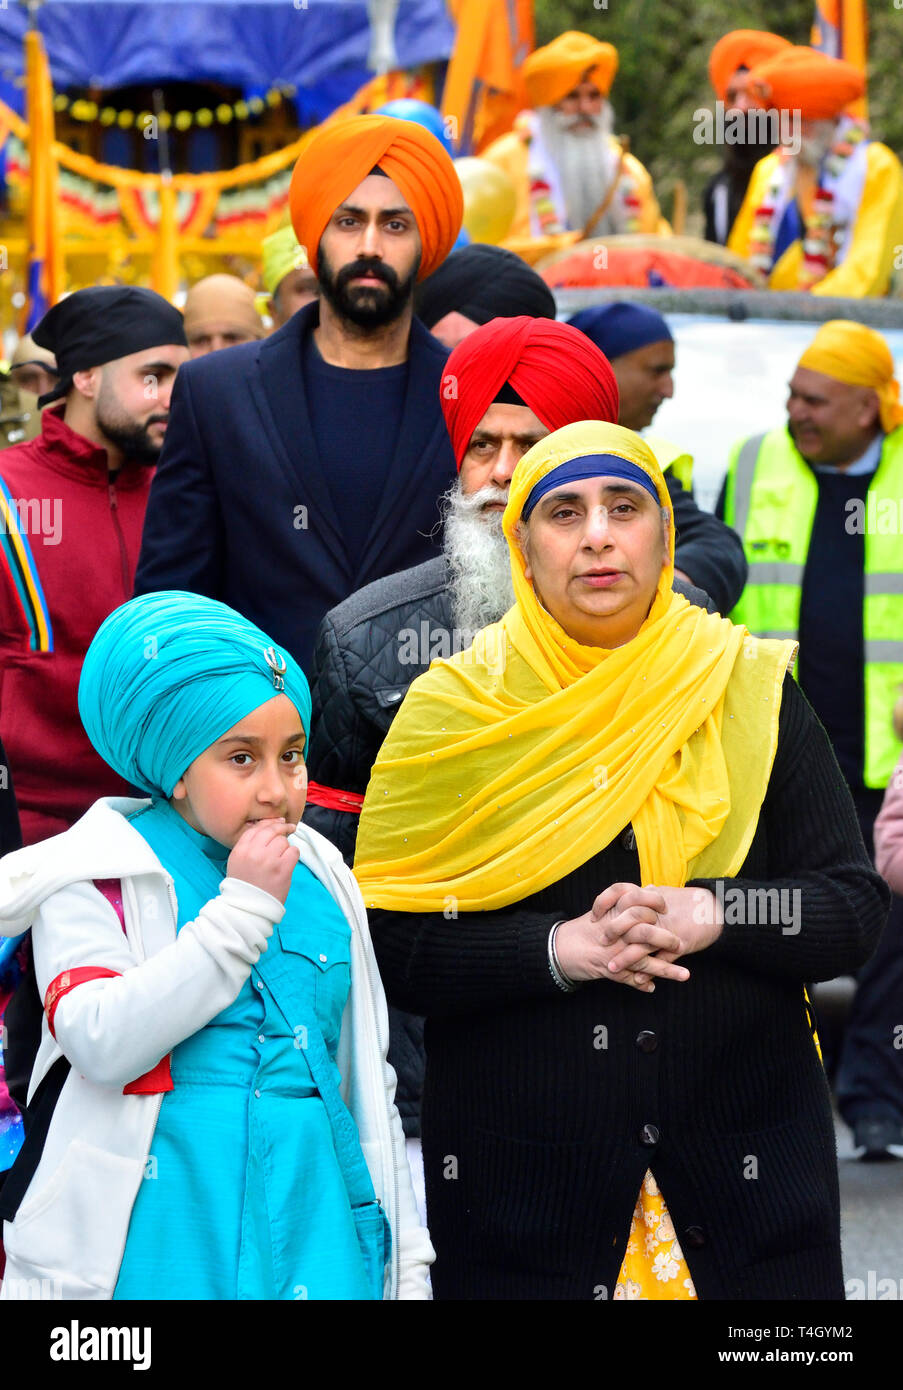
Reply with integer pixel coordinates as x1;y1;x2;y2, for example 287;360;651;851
113;802;388;1301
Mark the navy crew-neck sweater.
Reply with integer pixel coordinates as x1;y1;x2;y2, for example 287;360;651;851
303;333;408;564
797;467;874;789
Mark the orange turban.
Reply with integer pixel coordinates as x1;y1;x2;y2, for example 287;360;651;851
747;46;865;120
798;321;903;434
523;31;618;109
708;30;790;103
288;114;463;283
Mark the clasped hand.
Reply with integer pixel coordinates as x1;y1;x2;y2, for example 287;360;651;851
554;881;724;993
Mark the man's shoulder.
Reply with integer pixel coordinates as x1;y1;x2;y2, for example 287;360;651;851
322;557;451;642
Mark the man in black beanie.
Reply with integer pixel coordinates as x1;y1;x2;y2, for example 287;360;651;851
0;285;187;843
415;243;557;348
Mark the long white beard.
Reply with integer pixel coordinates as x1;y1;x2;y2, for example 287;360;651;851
797;119;837;169
442;484;517;637
537;103;621;234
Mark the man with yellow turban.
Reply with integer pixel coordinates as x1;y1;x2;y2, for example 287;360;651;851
721;320;903;1159
481;31;667;239
727;47;903;296
703;29;790;246
260;224;318;327
136;115;464;676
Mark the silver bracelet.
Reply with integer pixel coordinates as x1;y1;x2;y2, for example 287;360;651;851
548;920;578;993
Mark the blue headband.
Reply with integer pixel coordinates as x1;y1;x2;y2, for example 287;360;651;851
521;455;661;521
79;591;312;798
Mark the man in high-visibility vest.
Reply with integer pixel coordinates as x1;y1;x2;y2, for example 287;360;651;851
719;319;903;1158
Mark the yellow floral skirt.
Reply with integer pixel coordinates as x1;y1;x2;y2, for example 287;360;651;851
613;1170;697;1300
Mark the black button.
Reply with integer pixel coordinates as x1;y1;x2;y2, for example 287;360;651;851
621;826;636;851
684;1226;706;1249
639;1123;660;1146
636;1030;658;1053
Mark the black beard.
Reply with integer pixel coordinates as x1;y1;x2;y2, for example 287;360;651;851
96;412;167;465
317;246;417;329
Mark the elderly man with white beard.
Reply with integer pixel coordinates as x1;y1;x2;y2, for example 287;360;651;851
482;31;668;240
727;45;903;297
300;317;716;1204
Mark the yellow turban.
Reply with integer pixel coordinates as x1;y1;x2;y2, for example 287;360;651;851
354;420;795;912
261;225;310;297
289;114;463;282
708;30;790;104
183;274;264;341
798;321;903;433
523;31;619;109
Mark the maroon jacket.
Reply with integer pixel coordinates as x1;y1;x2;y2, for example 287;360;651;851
0;408;152;844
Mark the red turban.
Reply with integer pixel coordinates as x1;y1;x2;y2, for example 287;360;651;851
289;114;463;282
747;46;865;120
708;30;790;104
440;316;620;470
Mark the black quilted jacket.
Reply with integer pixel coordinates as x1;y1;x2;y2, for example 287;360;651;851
303;556;716;1135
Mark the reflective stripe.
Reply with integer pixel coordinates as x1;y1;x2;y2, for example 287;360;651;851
753;629;798;641
746;562;806;585
865;573;903;596
731;432;766;541
864;641;903;663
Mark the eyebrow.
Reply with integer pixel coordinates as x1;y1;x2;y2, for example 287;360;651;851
541;482;649;506
470;431;546;446
216;731;306;748
336;203;413;218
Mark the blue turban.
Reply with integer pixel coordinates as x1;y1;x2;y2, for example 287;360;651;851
568;303;673;362
79;592;312;797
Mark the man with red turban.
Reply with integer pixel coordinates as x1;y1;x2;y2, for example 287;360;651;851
136;115;465;674
727;47;903;296
481;31;668;240
703;29;790;245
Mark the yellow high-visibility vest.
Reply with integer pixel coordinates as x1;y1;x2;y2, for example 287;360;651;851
724;425;903;788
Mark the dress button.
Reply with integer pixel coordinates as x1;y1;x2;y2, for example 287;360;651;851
319;953;327;963
684;1226;706;1249
621;826;636;851
636;1030;658;1053
639;1123;660;1146
254;1089;261;1099
258;1035;265;1044
255;979;263;989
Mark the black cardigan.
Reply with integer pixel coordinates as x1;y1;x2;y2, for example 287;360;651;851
369;676;889;1300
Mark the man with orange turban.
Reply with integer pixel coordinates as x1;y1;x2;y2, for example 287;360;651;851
727;46;903;295
481;31;668;240
703;29;790;245
136;115;464;675
720;320;903;1158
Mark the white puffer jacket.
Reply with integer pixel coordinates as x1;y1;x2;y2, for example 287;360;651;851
0;798;434;1300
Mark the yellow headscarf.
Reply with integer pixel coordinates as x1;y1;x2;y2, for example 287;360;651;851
354;421;796;912
797;320;903;434
261;224;310;297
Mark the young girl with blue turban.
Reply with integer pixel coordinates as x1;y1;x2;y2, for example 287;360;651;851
0;591;432;1300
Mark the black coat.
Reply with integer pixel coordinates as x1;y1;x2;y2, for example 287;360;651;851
134;303;457;675
303;559;715;1138
368;677;889;1299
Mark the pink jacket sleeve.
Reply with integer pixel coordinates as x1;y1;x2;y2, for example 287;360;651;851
874;754;903;894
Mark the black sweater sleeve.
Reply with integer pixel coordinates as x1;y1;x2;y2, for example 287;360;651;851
302;615;365;866
669;473;747;615
691;675;889;980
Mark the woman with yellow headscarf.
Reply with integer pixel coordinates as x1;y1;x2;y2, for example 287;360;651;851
355;419;887;1301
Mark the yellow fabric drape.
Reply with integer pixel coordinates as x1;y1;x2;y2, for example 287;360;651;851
354;421;796;912
728;143;903;298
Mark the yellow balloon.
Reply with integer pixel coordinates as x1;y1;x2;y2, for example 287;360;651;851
454;157;517;245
